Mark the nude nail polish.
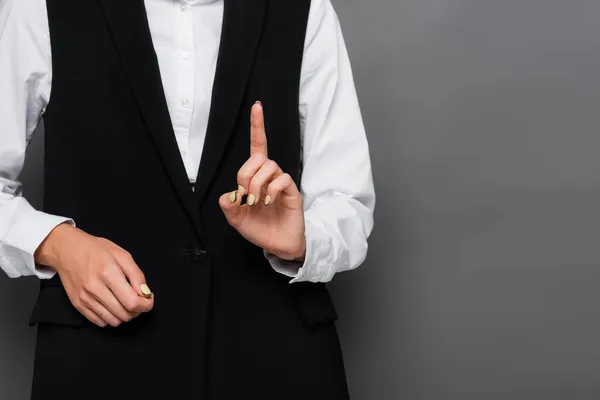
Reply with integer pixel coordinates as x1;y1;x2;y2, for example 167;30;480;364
238;185;245;196
264;195;271;206
228;190;238;204
247;193;256;207
140;283;152;297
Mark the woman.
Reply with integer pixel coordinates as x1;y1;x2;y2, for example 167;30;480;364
0;0;375;398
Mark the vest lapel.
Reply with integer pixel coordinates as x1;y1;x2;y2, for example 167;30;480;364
97;0;205;245
193;0;268;206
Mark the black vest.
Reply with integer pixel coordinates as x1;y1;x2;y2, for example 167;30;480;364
29;0;348;399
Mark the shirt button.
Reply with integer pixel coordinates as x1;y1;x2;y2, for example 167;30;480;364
181;51;190;59
182;99;189;107
190;248;208;262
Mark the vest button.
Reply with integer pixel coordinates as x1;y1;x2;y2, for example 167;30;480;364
189;248;207;262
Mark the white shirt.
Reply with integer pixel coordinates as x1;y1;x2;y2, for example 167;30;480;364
0;0;375;283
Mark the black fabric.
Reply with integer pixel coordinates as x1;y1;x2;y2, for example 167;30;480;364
30;0;349;399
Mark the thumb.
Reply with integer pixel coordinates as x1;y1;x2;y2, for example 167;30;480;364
219;189;245;228
116;253;154;312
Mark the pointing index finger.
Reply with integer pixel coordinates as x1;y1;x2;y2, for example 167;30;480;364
250;101;268;157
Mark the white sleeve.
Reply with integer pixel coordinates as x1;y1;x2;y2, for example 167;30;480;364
0;0;74;279
266;0;375;283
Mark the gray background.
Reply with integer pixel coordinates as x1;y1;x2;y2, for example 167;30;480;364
2;0;600;399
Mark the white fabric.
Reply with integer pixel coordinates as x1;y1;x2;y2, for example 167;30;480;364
0;0;375;282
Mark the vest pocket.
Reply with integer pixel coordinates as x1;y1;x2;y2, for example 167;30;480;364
29;285;87;328
291;282;339;328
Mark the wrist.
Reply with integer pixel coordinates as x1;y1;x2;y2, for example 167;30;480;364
34;223;78;269
272;238;306;263
291;243;306;263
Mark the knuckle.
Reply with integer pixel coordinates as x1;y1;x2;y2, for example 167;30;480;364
72;297;83;310
124;299;140;312
248;179;262;191
110;319;122;328
265;159;277;170
78;292;92;307
99;264;113;280
280;173;293;186
237;170;251;182
95;237;110;246
238;168;253;181
270;181;282;191
83;280;100;295
252;153;267;162
118;250;134;261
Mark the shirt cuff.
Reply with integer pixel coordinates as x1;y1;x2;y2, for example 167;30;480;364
264;219;335;283
2;207;74;279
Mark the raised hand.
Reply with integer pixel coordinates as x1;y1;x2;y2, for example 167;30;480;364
35;224;154;327
218;102;306;261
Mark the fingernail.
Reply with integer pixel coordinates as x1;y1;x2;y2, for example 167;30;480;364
264;195;271;206
140;283;152;297
228;190;238;204
255;100;262;106
247;193;256;207
238;185;245;196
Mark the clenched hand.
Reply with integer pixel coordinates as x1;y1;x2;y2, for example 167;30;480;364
35;224;154;327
